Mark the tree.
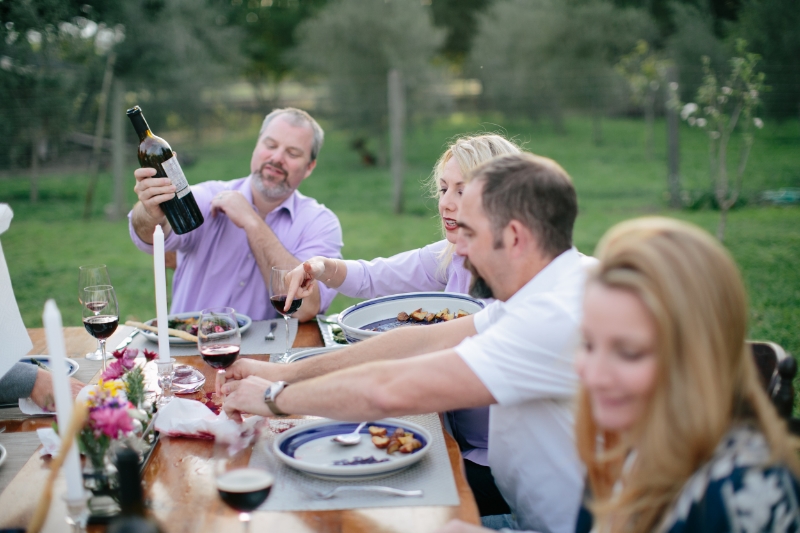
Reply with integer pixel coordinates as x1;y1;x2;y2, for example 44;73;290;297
429;0;492;64
469;0;655;137
681;40;766;242
616;40;671;159
291;0;449;158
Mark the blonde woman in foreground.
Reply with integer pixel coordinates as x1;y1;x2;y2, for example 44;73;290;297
437;217;800;533
573;217;800;532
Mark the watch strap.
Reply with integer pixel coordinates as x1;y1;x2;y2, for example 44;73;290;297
264;381;290;417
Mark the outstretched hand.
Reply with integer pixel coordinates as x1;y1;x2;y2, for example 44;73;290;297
284;260;323;311
222;375;274;422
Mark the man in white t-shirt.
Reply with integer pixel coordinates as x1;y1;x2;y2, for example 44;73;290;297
222;153;596;533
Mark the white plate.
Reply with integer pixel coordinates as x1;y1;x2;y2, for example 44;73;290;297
141;311;252;346
338;292;485;343
284;346;344;364
0;444;6;468
19;356;79;377
274;418;432;481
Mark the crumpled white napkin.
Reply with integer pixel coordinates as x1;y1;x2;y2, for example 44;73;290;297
154;398;262;439
19;397;50;415
37;427;62;457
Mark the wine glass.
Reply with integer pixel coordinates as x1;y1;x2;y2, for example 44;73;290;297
214;433;273;533
78;265;111;360
269;267;302;363
81;285;119;371
198;307;241;387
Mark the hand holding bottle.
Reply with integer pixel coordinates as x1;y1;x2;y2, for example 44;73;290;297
133;167;175;223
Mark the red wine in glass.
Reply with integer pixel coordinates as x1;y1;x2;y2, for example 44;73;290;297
269;296;302;316
200;344;240;370
216;468;274;513
83;315;120;340
84;301;108;313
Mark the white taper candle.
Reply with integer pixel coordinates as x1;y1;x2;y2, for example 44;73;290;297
153;225;171;362
42;299;84;500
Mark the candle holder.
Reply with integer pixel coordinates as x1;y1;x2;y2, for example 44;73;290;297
156;358;176;407
63;490;91;533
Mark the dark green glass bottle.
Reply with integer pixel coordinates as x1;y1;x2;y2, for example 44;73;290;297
127;106;203;234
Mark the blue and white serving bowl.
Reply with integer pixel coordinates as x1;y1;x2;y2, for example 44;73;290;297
273;418;433;481
337;292;485;344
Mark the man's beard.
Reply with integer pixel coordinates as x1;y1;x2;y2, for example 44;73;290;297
251;162;292;200
465;258;494;299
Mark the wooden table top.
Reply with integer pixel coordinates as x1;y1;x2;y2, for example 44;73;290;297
0;324;479;532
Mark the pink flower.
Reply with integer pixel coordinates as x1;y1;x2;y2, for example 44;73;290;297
90;406;133;438
143;349;157;362
101;360;126;381
120;357;136;371
111;349;125;360
123;348;138;360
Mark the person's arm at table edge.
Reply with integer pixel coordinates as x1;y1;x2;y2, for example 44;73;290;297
225;314;478;385
225;348;496;421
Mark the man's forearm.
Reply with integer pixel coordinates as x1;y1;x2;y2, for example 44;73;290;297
244;220;321;321
132;202;170;245
275;315;477;383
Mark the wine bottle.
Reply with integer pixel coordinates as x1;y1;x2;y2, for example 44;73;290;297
107;448;163;533
127;106;204;235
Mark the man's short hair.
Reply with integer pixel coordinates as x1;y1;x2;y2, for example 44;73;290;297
259;108;324;162
471;153;577;258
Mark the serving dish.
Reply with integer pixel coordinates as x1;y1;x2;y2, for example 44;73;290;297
274;418;432;480
284;345;344;364
337;292;485;343
140;311;252;346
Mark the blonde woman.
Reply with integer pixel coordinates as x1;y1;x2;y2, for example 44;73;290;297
284;134;521;517
574;217;800;532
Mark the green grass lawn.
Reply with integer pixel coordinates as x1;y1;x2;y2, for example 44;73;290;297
1;114;798;357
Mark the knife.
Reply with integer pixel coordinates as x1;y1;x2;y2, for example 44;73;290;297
114;329;141;351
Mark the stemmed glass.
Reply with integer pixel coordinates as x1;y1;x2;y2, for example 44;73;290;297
81;285;119;371
78;265;111;361
269;267;302;363
198;307;241;389
214;432;273;533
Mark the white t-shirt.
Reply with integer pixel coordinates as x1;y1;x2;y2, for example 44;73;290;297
455;248;597;533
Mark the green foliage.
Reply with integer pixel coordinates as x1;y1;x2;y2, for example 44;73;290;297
429;0;492;64
290;0;450;140
733;0;800;118
681;40;767;240
469;0;656;130
124;365;146;409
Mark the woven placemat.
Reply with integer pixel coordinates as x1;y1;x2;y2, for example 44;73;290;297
249;413;460;512
126;319;298;357
0;432;42;494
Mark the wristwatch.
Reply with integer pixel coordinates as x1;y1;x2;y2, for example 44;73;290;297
264;381;290;417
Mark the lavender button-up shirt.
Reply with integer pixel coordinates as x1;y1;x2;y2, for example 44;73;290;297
336;239;491;466
129;176;343;321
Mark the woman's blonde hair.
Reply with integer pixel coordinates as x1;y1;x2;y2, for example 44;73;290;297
576;217;799;533
426;134;521;276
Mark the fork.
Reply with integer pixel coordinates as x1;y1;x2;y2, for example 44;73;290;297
309;486;423;499
265;321;278;341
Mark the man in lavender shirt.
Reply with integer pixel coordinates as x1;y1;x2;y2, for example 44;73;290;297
128;108;343;321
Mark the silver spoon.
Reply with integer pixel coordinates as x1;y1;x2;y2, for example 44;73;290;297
265;321;278;341
331;421;367;445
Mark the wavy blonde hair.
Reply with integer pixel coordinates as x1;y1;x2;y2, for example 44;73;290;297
426;134;521;276
576;217;799;533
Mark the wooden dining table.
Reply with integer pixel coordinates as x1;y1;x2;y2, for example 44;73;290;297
0;324;479;532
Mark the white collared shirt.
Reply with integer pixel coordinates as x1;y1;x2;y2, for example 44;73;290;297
455;247;597;533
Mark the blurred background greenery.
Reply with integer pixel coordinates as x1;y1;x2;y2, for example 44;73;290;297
1;0;798;355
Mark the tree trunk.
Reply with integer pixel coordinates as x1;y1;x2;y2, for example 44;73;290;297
388;69;405;215
645;88;655;160
29;136;40;204
717;204;728;242
83;52;116;220
108;79;126;221
666;65;681;208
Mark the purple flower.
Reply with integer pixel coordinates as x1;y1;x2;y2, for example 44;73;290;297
143;349;157;362
120;357;136;371
123;348;138;360
90;406;133;438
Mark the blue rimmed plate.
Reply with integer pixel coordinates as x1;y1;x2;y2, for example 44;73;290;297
18;356;79;377
141;311;252;346
273;418;432;480
337;292;485;343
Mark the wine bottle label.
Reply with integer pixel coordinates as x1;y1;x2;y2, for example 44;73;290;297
162;156;191;199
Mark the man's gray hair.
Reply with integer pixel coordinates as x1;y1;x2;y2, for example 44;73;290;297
259;108;325;162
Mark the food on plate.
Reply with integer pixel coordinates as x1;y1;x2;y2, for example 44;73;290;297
369;425;388;437
396;308;470;323
333;456;389;466
370;426;422;455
